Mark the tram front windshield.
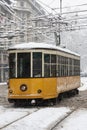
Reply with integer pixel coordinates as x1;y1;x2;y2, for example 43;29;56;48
9;53;16;78
9;53;31;78
17;53;31;78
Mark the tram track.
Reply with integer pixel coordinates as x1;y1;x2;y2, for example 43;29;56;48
0;107;40;130
0;97;87;130
51;103;85;130
51;108;78;130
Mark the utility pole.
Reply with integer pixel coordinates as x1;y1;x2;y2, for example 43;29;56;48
60;0;62;15
59;0;62;46
55;0;62;46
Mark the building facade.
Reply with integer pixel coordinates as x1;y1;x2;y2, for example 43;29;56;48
0;0;14;82
0;0;46;82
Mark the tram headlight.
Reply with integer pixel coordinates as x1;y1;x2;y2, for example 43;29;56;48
20;84;27;91
37;89;42;94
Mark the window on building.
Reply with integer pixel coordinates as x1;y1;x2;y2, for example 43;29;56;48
20;1;24;7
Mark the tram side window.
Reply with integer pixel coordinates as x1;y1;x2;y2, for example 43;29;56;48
58;55;61;77
77;60;80;75
60;56;65;77
44;54;50;77
9;53;16;78
44;54;56;77
17;53;31;78
33;52;42;77
78;60;80;75
68;58;73;76
65;57;68;76
51;55;56;77
74;59;80;76
56;56;59;76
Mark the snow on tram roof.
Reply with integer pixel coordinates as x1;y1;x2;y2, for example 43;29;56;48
9;42;80;57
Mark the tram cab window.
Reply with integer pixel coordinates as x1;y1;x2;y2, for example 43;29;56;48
17;53;31;78
33;52;42;77
9;53;16;78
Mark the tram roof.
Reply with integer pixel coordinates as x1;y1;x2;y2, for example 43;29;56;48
8;42;80;57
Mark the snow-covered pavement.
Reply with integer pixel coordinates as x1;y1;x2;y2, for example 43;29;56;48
2;107;70;130
0;106;38;129
1;106;87;130
79;77;87;91
54;108;87;130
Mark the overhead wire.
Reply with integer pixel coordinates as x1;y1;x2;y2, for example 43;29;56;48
53;3;87;10
48;0;56;5
61;9;87;15
36;0;58;14
62;15;87;22
2;1;87;40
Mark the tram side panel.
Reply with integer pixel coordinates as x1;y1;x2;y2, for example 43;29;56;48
66;76;80;91
57;76;80;94
57;77;67;93
43;78;57;99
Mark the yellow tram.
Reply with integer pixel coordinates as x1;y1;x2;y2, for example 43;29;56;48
8;42;80;105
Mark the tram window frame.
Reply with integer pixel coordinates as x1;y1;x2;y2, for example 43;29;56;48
44;54;50;63
33;52;42;78
44;54;56;77
17;53;31;78
59;56;67;77
56;55;60;77
65;57;68;76
58;55;61;77
44;54;50;77
72;59;74;76
44;53;80;77
50;54;56;77
68;58;73;76
74;59;80;76
9;53;16;78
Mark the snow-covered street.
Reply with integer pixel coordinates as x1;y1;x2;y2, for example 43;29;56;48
0;106;87;130
1;107;70;130
54;108;87;130
0;106;38;129
0;77;87;130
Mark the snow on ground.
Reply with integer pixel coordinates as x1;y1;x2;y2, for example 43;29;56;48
79;77;87;91
3;107;70;130
0;82;7;86
2;107;87;130
54;108;87;130
0;106;38;129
